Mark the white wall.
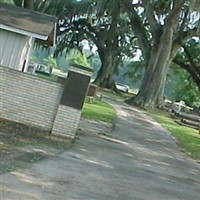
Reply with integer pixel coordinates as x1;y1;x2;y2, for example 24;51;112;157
0;29;30;71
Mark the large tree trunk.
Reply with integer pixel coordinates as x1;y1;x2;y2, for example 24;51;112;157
94;51;116;89
94;29;119;90
93;2;120;90
127;27;174;108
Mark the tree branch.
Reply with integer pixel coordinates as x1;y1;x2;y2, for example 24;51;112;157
183;45;200;73
172;21;200;57
123;2;151;61
142;0;160;37
165;0;186;27
173;57;200;91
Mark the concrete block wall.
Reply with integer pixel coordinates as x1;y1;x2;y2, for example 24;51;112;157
0;66;63;130
52;105;81;137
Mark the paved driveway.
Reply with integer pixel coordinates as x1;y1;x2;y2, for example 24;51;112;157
1;100;200;200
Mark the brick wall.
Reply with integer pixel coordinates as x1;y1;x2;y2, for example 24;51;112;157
0;66;63;131
52;105;82;137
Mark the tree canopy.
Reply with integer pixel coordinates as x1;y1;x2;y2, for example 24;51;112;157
53;0;136;90
173;38;200;91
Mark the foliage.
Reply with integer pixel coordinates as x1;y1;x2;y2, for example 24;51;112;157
30;47;70;72
173;38;200;91
82;97;116;123
52;0;136;88
13;0;134;88
30;47;51;63
56;55;70;72
70;52;90;68
44;54;57;68
173;69;200;107
124;60;144;83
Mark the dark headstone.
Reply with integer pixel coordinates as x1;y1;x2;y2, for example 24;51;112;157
60;71;90;110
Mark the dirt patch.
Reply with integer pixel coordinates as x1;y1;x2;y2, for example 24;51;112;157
0;119;72;174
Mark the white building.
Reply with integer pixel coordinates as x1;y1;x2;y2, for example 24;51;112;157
0;3;57;72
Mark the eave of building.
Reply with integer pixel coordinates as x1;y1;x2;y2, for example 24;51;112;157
0;24;48;41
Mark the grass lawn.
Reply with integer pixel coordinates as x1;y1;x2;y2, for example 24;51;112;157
82;97;116;123
148;109;200;161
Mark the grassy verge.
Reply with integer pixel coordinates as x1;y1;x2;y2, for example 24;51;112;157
147;109;200;161
82;97;116;123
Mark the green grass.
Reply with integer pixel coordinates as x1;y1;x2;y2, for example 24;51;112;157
82;97;116;123
147;109;200;161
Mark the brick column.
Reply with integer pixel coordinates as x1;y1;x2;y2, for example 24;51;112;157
52;65;92;138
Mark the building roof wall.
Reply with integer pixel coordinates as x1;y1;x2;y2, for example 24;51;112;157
0;3;57;46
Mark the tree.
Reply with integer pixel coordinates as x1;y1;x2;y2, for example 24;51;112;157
124;0;200;108
173;69;200;107
173;38;200;91
91;1;125;89
54;0;135;90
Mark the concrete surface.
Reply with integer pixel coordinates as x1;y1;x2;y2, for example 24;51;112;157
1;100;200;200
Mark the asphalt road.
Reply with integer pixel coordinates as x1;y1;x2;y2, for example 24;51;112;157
1;100;200;200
